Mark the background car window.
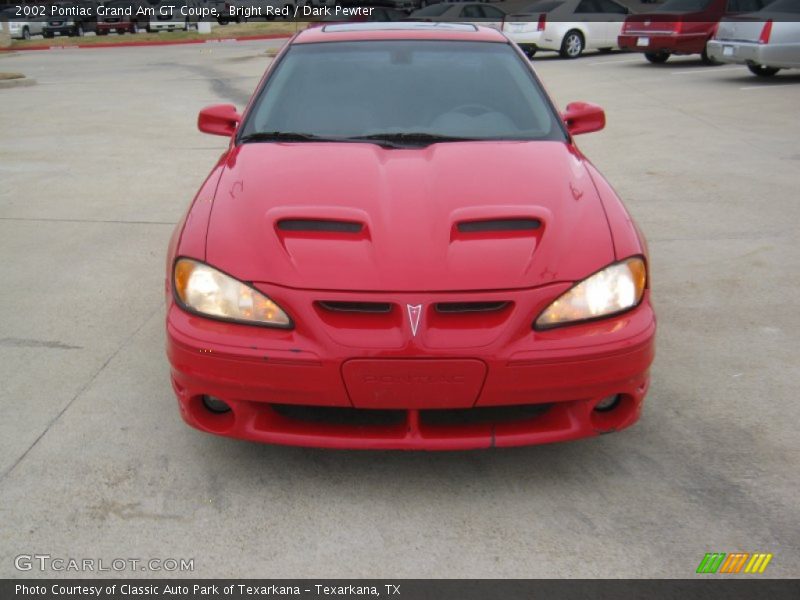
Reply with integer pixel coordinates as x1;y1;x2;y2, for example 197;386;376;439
461;5;484;18
576;0;601;13
763;0;800;11
411;4;451;16
596;0;628;14
521;1;563;13
480;6;505;18
728;0;769;11
658;0;713;10
242;41;565;142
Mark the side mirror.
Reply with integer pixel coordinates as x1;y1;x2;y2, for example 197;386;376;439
562;102;605;136
198;104;241;137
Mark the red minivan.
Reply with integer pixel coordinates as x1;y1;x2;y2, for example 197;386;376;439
618;0;774;64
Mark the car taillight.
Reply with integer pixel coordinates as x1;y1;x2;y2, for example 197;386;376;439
672;20;683;35
759;19;773;44
537;13;546;32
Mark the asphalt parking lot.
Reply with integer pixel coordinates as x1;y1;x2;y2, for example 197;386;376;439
1;42;798;578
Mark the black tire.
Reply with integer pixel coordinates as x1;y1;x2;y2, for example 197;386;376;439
98;29;108;36
22;26;31;40
519;45;537;59
701;42;721;65
644;51;670;64
43;31;54;38
559;30;584;59
748;64;780;77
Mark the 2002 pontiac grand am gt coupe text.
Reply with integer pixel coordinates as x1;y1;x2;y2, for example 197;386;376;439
165;23;656;450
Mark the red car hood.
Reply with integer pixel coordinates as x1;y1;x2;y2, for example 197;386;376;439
205;141;615;292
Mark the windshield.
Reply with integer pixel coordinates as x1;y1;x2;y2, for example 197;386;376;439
657;0;713;11
239;41;564;145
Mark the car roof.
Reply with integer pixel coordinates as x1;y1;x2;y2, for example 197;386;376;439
293;22;507;44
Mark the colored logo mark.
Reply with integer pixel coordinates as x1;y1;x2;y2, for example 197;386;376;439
696;552;773;574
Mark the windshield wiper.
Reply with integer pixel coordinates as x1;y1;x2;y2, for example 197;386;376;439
238;131;346;144
238;131;480;148
349;132;480;147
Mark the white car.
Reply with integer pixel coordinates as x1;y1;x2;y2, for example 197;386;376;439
4;11;46;40
410;2;508;31
149;0;201;31
707;0;800;77
503;0;631;59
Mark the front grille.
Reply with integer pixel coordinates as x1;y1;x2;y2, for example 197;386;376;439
421;404;552;427
318;301;393;314
269;403;553;429
435;301;508;314
271;404;405;427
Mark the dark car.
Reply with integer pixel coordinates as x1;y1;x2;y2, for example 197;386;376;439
96;0;150;35
618;0;774;64
43;1;99;37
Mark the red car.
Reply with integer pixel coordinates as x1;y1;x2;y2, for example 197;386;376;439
96;1;148;36
166;23;656;450
618;0;774;64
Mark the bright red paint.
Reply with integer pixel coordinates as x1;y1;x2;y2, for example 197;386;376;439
166;25;656;450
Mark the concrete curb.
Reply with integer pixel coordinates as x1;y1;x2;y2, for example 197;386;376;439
0;33;292;52
0;76;36;88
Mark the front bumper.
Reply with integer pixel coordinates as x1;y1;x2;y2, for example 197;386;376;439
149;21;186;31
97;21;135;33
43;25;77;36
166;284;656;450
618;33;706;55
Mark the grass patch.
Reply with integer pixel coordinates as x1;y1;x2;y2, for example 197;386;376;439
10;21;304;49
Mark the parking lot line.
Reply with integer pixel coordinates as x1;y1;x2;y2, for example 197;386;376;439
585;57;646;66
669;66;741;75
740;83;799;91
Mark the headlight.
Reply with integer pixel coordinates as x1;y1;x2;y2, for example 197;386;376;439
535;257;646;329
173;258;292;328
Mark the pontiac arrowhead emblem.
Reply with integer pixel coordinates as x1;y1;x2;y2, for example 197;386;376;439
407;304;422;337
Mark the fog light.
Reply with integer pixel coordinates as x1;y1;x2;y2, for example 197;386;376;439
594;394;621;412
202;395;231;414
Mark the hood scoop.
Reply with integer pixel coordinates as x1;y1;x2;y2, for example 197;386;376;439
277;218;363;234
456;218;541;234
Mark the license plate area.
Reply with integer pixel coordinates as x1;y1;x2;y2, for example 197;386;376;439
342;359;487;409
637;36;650;47
723;45;734;57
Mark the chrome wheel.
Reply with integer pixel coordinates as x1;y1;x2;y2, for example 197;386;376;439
560;31;584;59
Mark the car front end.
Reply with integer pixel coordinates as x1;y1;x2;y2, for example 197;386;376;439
166;25;656;450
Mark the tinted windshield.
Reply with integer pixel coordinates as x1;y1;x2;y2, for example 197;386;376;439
657;0;713;11
240;41;564;143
